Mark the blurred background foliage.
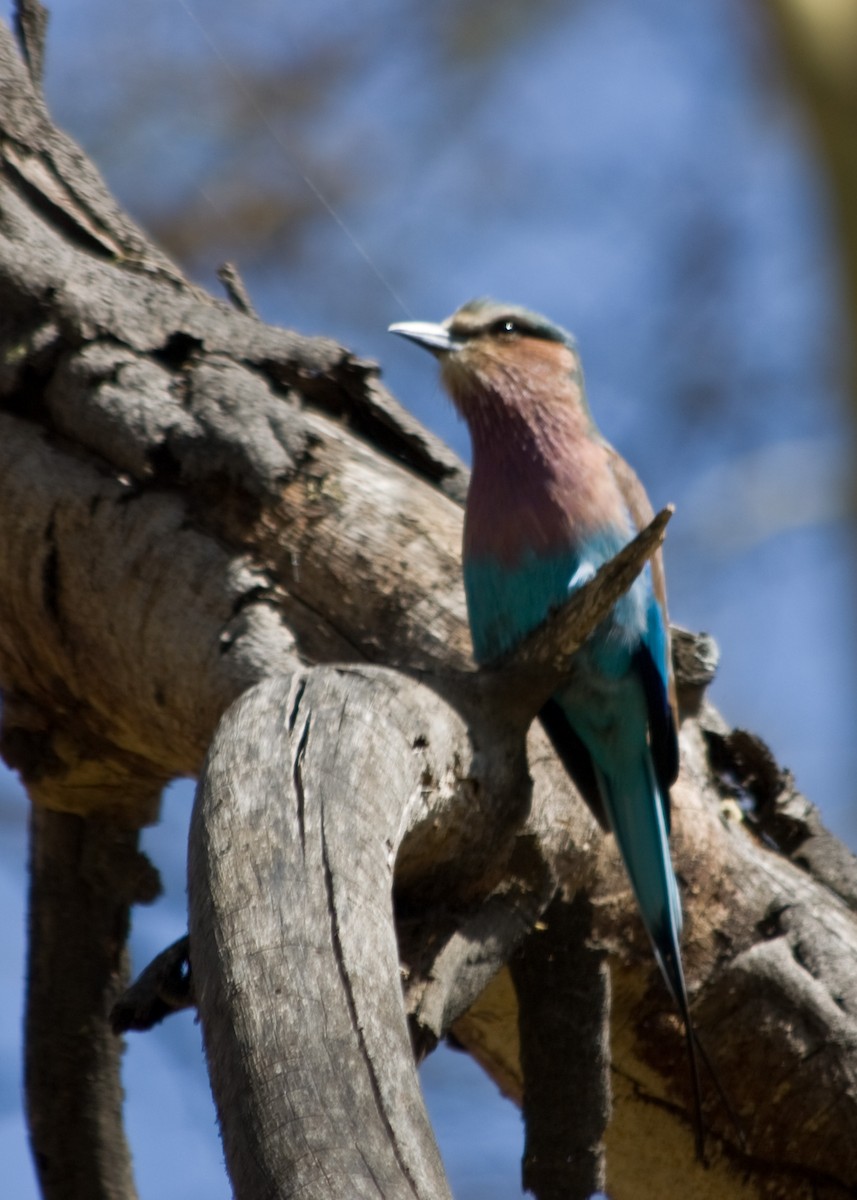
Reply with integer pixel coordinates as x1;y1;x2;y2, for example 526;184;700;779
2;0;857;1196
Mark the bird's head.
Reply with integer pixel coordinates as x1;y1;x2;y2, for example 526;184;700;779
389;299;589;435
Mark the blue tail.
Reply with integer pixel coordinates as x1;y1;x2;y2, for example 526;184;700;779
596;751;706;1160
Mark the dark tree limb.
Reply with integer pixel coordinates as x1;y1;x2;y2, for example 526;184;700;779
511;893;611;1200
25;805;161;1200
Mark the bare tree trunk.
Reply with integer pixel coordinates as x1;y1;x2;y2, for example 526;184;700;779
2;12;857;1200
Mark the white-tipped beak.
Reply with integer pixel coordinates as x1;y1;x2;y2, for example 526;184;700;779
388;320;459;355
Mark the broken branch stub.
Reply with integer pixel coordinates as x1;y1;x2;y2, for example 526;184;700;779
479;505;674;720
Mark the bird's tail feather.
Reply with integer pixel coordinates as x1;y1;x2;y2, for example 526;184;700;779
596;755;707;1159
653;929;707;1161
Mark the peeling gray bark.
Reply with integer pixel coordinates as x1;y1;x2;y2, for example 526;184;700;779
2;12;857;1200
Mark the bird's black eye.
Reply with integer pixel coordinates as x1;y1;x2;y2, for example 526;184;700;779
491;318;520;336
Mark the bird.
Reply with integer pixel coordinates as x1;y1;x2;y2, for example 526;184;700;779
390;298;706;1157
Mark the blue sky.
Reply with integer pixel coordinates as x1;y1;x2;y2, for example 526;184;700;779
2;0;853;1196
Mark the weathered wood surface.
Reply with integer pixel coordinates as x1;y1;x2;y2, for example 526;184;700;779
189;670;480;1200
2;12;857;1200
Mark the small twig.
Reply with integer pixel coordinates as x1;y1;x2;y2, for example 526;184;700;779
13;0;48;87
217;261;257;317
110;935;193;1033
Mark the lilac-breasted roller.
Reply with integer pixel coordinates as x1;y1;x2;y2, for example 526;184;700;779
390;298;705;1154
